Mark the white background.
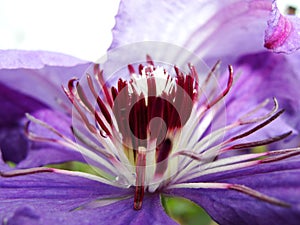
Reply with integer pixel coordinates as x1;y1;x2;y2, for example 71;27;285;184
0;0;299;61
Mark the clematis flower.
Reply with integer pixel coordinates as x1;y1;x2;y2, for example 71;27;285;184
1;1;300;225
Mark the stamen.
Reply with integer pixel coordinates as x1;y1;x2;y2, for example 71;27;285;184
128;64;135;74
238;98;278;124
206;65;233;110
86;74;113;126
175;148;300;183
76;83;95;112
227;131;292;151
0;167;123;187
168;182;289;207
231;109;285;141
94;64;113;107
146;54;154;66
0;167;53;177
202;60;221;90
228;184;289;207
25;114;123;177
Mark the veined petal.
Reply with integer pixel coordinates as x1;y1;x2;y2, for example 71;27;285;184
2;195;177;225
264;1;300;53
17;109;84;168
0;50;90;165
0;157;129;224
0;83;48;123
0;83;82;166
111;0;272;60
171;156;300;225
0;83;47;163
0;158;176;225
0;175;130;225
225;52;300;148
0;50;90;110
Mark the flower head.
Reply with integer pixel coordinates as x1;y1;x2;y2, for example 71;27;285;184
1;1;300;225
2;43;300;225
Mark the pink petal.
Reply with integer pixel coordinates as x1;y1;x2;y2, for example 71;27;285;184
264;1;300;53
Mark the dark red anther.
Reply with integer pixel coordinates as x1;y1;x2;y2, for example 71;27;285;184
138;64;144;75
174;66;181;77
128;64;135;74
117;79;127;92
67;78;79;94
146;54;154;66
85;75;113;127
94;111;111;136
96;96;112;126
94;64;113;107
111;86;118;101
62;86;75;103
93;63;101;76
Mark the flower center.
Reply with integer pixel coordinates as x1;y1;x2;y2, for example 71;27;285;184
111;64;197;162
67;58;200;209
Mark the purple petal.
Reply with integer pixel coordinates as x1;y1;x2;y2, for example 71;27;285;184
0;50;87;69
0;83;82;166
0;159;128;224
0;83;48;163
0;50;90;110
226;51;300;148
0;174;130;225
3;195;177;225
0;83;48;123
17;109;85;168
0;50;90;164
111;0;272;60
6;207;40;225
0;161;176;224
171;157;300;225
264;1;300;53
